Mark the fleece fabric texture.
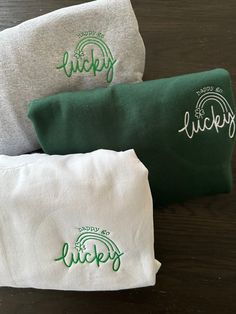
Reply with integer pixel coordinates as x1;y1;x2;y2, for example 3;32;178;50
0;0;145;155
0;149;160;291
29;69;236;204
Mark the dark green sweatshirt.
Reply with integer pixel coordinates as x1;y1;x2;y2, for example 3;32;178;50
28;68;236;205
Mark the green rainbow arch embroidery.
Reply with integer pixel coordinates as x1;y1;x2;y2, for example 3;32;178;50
57;35;117;84
75;232;122;254
75;36;114;61
54;230;124;272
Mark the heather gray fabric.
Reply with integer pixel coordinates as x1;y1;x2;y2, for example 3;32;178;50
0;0;145;155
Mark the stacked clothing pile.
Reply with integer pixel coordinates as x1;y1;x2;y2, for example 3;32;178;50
0;0;235;291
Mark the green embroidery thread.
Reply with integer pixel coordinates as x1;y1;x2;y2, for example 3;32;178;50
57;33;117;83
55;227;124;272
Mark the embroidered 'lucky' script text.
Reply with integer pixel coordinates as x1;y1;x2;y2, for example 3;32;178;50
178;89;235;139
55;226;124;272
57;32;117;83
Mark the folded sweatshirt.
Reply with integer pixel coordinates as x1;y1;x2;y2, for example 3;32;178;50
0;149;160;291
0;0;145;155
28;69;236;204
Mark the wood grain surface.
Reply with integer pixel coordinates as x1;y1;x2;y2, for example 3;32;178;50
0;0;236;313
